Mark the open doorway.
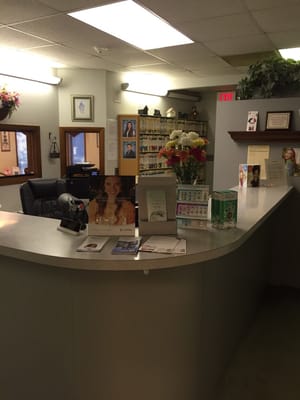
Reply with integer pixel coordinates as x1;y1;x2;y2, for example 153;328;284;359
59;127;105;177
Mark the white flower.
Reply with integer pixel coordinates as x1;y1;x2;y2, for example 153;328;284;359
170;130;183;140
186;131;199;140
179;136;193;147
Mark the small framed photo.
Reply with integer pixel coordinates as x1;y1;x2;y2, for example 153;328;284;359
119;116;137;138
1;131;10;151
266;111;292;130
123;141;136;159
71;95;94;121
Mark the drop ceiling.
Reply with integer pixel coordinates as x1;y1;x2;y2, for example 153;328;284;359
1;0;300;93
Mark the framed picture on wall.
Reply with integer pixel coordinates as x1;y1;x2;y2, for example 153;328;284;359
121;117;137;137
71;95;94;121
266;111;292;130
123;141;136;159
1;131;10;151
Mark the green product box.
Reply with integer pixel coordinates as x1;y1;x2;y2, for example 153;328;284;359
211;190;238;229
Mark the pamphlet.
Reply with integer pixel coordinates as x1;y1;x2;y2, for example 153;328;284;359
139;235;186;254
111;236;142;255
77;235;109;252
246;111;258;131
146;190;167;222
247;145;269;180
265;159;287;186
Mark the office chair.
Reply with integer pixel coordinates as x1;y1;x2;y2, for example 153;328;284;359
20;178;67;219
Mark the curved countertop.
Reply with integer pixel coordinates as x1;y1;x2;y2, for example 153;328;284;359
0;185;293;271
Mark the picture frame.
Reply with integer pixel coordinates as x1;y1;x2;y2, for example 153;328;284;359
1;131;10;151
120;116;137;138
265;111;292;130
123;141;136;159
71;95;94;121
88;175;136;236
118;115;139;176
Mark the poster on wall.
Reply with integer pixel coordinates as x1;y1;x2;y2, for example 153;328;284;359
1;131;10;151
282;147;300;176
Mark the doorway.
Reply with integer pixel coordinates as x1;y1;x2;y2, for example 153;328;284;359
59;127;105;177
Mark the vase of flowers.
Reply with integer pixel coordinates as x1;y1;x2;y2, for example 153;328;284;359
0;86;20;119
158;130;209;184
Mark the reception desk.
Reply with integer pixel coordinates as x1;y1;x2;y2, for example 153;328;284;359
0;186;293;400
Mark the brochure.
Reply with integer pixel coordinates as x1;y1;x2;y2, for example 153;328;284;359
111;236;142;255
146;189;167;222
246;111;258;131
77;235;109;252
139;235;186;254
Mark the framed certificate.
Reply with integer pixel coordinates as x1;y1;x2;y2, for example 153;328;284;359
265;111;292;130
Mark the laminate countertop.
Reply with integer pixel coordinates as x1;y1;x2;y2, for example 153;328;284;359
0;185;293;271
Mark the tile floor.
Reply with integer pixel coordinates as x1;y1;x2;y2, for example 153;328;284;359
216;286;300;400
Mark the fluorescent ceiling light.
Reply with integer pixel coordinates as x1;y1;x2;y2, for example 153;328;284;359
69;0;193;50
279;47;300;61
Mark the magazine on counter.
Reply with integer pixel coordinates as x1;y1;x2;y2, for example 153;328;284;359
111;237;142;255
77;235;109;252
139;235;186;254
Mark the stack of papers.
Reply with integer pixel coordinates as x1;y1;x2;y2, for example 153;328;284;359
139;236;186;254
77;236;109;252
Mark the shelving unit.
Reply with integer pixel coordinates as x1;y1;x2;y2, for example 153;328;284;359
118;115;208;176
228;131;300;142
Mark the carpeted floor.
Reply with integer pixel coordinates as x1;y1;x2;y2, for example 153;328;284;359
216;286;300;400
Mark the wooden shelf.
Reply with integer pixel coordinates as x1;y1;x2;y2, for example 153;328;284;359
228;131;300;142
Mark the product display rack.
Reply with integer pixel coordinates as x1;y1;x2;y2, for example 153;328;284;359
176;184;210;229
118;114;208;176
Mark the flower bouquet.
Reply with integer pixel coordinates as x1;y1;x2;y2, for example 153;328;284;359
0;86;20;117
158;130;209;184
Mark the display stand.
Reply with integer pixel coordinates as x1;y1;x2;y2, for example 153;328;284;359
137;175;177;235
176;184;209;229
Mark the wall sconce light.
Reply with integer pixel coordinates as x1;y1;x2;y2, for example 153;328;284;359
121;81;168;97
49;132;60;159
0;72;62;86
167;90;201;102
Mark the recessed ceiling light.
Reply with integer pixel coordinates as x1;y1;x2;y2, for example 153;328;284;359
68;0;193;50
279;47;300;61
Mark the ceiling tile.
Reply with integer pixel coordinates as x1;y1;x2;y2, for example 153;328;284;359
149;43;216;62
205;33;276;56
179;13;263;43
141;0;247;23
0;26;54;48
252;5;300;32
0;0;58;24
244;0;300;11
268;31;300;48
39;0;109;12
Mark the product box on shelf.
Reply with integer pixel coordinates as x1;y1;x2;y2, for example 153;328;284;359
211;190;238;229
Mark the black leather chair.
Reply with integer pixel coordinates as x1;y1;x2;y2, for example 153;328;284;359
20;178;67;219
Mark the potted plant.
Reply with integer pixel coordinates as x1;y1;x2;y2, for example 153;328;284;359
236;54;300;99
0;86;20;119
